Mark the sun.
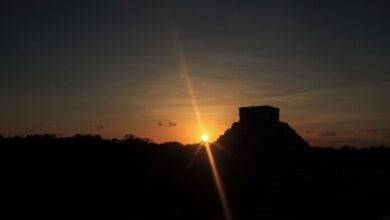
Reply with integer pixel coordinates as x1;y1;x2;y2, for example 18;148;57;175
201;133;209;142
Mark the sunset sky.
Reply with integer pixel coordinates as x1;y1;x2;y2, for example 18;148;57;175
1;1;389;147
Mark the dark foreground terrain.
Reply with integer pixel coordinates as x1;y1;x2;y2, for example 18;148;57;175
1;134;389;220
1;106;390;220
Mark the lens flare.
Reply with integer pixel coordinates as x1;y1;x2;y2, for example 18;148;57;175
173;31;233;220
204;143;233;220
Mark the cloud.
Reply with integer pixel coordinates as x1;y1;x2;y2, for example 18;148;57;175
320;131;337;137
331;139;357;144
96;126;104;130
365;128;390;138
167;121;176;127
156;120;177;128
366;128;389;133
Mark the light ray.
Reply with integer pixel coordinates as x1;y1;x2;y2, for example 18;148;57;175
213;142;236;157
205;143;233;220
185;144;202;171
174;34;205;134
173;31;233;220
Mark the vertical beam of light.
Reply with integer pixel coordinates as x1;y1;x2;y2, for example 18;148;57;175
173;34;205;134
173;31;233;220
205;143;233;220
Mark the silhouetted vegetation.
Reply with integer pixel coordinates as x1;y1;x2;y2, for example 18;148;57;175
1;134;390;220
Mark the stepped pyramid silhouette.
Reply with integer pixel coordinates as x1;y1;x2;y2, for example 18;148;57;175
217;106;309;153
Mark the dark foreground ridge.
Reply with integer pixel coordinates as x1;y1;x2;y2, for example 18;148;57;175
1;106;390;220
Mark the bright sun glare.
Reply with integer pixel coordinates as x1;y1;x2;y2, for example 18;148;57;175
201;134;209;142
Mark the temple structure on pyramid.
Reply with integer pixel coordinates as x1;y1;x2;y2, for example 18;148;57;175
217;106;310;152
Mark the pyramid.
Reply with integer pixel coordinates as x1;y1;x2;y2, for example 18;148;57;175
216;106;310;153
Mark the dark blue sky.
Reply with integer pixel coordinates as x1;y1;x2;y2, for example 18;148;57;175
1;0;389;146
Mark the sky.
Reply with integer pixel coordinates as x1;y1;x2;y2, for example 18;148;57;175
1;0;389;147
